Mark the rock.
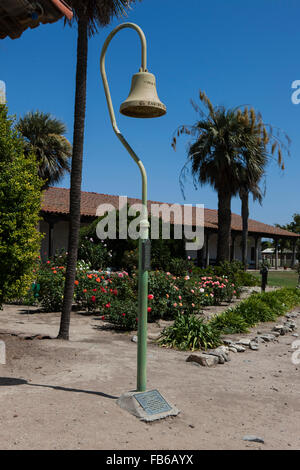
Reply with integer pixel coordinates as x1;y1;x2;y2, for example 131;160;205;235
186;353;219;367
249;341;259;351
286;313;298;319
207;346;231;363
233;344;246;352
285;321;297;331
222;339;234;346
236;339;251;347
273;324;284;332
147;332;161;341
229;347;237;353
207;350;225;364
243;435;264;444
254;336;266;344
259;334;276;342
131;335;137;343
280;326;291;335
292;333;299;337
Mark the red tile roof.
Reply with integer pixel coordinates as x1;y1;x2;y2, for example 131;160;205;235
41;187;299;239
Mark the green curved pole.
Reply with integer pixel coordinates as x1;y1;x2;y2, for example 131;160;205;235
100;23;149;392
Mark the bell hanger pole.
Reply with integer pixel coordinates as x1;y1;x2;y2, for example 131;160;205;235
100;23;150;392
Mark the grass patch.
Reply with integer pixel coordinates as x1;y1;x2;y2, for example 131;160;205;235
252;270;298;288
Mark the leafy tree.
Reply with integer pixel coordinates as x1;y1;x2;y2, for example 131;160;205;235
58;0;142;340
17;110;72;187
0;105;43;305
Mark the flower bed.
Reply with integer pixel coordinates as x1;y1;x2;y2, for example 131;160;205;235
34;260;240;330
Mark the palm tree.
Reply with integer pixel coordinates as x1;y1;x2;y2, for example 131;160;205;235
58;0;141;340
173;92;290;265
173;92;267;263
17;111;72;187
235;107;289;269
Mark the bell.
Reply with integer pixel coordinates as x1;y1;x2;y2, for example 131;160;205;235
120;71;166;118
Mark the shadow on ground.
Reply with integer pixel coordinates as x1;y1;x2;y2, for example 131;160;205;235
0;377;118;399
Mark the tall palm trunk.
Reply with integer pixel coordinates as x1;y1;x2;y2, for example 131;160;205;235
58;12;88;340
240;189;249;270
217;189;231;264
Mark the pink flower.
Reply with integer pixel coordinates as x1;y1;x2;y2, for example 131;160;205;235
118;273;124;278
173;303;177;307
148;294;154;300
178;295;182;300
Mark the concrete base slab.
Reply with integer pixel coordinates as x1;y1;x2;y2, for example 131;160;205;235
117;390;180;422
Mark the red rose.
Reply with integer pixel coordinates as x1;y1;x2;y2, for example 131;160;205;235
91;296;96;302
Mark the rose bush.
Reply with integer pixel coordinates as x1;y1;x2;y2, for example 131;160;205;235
34;260;240;329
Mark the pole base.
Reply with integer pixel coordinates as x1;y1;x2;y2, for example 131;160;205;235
117;389;180;422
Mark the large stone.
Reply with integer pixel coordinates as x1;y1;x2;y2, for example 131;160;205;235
249;341;259;351
233;344;246;352
186;353;219;367
285;321;297;331
207;346;230;363
258;334;276;342
273;324;284;332
236;339;251;347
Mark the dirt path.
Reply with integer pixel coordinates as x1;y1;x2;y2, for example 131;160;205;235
0;303;300;450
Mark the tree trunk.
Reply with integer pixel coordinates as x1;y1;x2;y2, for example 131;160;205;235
216;189;231;264
58;13;88;340
241;190;249;270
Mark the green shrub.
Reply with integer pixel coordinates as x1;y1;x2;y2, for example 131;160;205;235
36;262;65;312
158;314;221;351
77;237;110;271
0;105;43;305
210;288;300;335
105;299;138;330
234;295;278;325
191;261;259;288
210;308;249;334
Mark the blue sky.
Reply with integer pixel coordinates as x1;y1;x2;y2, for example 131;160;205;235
1;0;299;226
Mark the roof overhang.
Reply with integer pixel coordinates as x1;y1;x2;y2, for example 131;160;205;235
0;0;73;40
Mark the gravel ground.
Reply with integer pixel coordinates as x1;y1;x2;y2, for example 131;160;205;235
0;301;300;450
